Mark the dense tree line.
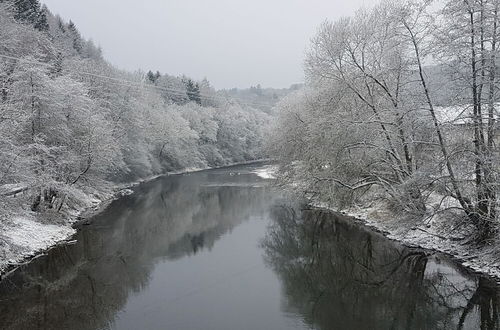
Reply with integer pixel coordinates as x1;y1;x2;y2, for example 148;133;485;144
270;0;500;241
0;1;272;221
223;84;301;113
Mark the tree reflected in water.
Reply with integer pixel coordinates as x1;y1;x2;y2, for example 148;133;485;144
262;205;500;330
0;166;276;330
1;168;499;330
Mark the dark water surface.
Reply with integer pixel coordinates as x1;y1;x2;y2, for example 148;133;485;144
0;164;499;330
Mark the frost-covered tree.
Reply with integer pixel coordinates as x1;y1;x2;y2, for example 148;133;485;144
0;1;274;223
0;0;49;31
185;78;202;105
271;0;500;241
146;70;161;84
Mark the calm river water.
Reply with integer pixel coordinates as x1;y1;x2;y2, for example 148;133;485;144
0;163;498;329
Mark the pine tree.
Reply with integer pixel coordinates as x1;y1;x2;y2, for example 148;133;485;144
185;79;201;105
13;0;39;23
154;71;161;82
57;16;66;33
146;70;158;84
34;4;49;31
51;52;64;77
10;0;48;31
146;70;154;82
146;70;161;84
67;20;82;53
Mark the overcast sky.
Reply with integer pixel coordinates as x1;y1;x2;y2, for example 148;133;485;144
40;0;377;89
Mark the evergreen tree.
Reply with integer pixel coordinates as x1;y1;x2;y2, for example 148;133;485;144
185;79;201;105
34;4;49;31
9;0;48;31
67;20;82;53
51;52;64;76
13;0;39;23
154;71;161;82
146;70;161;84
146;70;155;83
57;16;66;33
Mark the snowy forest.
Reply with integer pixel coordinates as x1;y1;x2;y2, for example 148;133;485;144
4;0;500;328
270;0;500;243
0;0;276;230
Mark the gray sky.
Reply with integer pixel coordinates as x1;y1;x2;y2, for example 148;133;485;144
41;0;377;89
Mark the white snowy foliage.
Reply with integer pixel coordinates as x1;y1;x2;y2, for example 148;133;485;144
0;2;273;226
271;0;500;238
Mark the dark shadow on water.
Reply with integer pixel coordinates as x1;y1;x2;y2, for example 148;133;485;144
1;163;499;330
262;205;500;330
0;164;277;330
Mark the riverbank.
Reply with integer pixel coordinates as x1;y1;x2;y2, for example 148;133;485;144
312;197;500;282
263;165;500;282
0;160;269;277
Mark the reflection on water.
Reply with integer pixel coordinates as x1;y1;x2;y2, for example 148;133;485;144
0;164;499;330
0;165;279;330
262;205;500;330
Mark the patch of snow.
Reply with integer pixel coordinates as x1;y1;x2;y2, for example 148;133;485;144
311;199;500;280
0;183;29;196
173;167;204;175
1;216;75;270
5;217;75;251
434;103;500;125
252;165;278;179
119;189;134;196
0;160;270;274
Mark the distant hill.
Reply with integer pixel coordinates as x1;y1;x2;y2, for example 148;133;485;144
220;84;303;113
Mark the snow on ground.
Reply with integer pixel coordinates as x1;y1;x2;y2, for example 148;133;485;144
0;183;28;196
0;215;76;271
312;199;500;281
277;169;500;280
0;161;269;275
169;167;204;175
434;103;500;125
252;165;278;179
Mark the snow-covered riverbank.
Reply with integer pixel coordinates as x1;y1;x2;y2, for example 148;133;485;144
251;164;278;179
1;185;116;276
313;199;500;282
0;160;269;277
263;164;500;281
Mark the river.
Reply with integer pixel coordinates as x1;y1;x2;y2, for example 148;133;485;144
0;163;498;329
